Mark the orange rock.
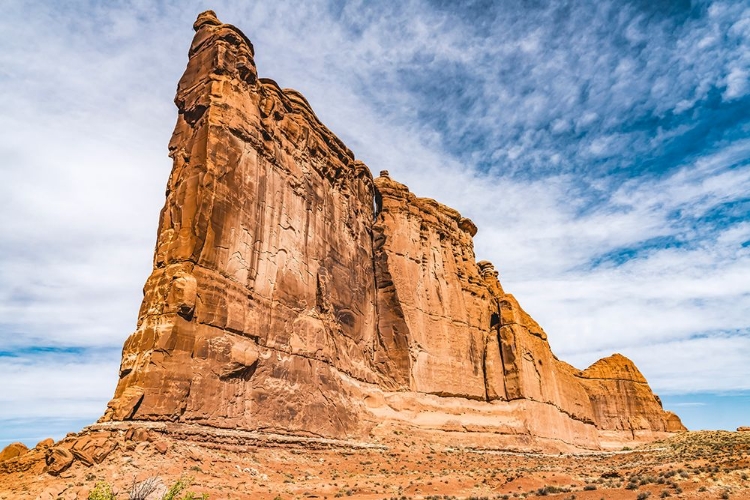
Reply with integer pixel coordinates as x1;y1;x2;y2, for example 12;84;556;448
35;438;54;449
99;11;684;450
738;426;750;432
579;354;678;432
154;441;169;454
0;442;28;462
102;10;379;438
69;433;117;466
45;447;74;476
124;427;151;443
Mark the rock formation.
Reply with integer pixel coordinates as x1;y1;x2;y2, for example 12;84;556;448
0;443;28;463
101;11;683;450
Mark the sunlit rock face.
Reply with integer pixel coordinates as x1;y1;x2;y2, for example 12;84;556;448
102;11;684;450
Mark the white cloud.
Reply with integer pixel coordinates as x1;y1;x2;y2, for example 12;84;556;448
0;356;118;420
0;0;748;436
724;67;749;100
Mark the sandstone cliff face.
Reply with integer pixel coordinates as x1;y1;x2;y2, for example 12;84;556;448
370;174;676;436
103;11;381;437
103;11;684;448
373;173;496;399
579;354;684;433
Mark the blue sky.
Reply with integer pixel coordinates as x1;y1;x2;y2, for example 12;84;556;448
1;0;749;447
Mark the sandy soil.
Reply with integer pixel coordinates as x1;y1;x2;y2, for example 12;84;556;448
1;430;748;500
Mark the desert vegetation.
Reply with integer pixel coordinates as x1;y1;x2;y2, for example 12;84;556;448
85;475;208;500
1;429;745;499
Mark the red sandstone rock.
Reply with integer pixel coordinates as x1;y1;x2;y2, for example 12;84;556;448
125;427;151;443
154;441;169;454
579;354;681;432
35;438;54;449
103;10;380;439
69;433;117;466
0;442;28;462
100;11;684;450
44;447;74;476
738;426;750;432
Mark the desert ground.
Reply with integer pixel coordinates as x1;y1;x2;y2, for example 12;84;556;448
2;428;748;500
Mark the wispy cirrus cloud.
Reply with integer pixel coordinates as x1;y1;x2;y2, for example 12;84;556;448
1;0;748;443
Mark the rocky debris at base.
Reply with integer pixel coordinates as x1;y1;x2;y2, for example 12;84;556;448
0;429;747;500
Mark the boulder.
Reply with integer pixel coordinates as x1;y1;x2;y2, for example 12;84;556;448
69;433;117;466
35;438;54;449
0;442;28;462
45;447;74;476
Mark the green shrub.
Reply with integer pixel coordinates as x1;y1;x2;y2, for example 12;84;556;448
162;476;208;500
88;482;116;500
181;493;208;500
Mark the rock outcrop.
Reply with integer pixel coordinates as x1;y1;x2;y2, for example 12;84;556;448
0;443;28;463
101;11;683;450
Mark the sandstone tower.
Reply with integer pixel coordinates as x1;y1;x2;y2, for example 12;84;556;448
102;11;684;450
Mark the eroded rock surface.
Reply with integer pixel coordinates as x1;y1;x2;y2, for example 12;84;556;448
579;354;684;433
102;10;380;439
102;10;684;449
0;443;27;463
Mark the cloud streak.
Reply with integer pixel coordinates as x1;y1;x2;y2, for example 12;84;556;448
1;0;748;440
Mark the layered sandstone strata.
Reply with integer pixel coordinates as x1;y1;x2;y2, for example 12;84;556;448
102;10;382;438
102;11;683;449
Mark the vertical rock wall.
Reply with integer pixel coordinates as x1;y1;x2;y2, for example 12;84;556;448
371;173;681;435
371;174;595;422
102;11;684;446
372;173;494;400
103;11;381;438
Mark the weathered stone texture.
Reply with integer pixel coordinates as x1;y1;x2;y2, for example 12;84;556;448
0;443;28;463
579;354;686;432
373;173;494;399
103;10;381;438
102;11;684;448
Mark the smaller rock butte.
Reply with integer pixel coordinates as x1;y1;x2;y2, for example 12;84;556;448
53;11;683;462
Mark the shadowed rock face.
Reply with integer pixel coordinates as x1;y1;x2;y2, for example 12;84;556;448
102;11;684;448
